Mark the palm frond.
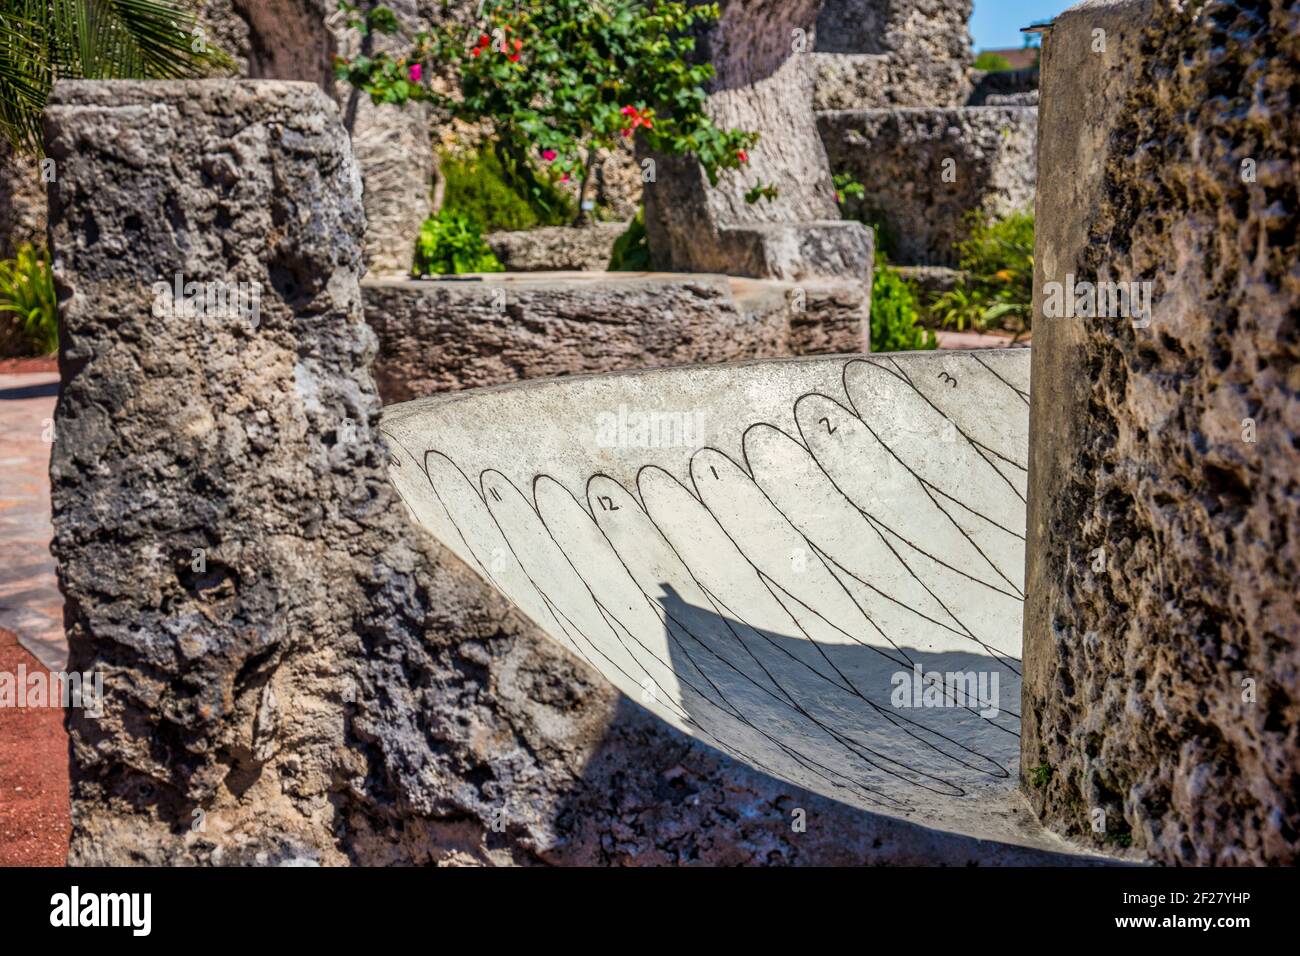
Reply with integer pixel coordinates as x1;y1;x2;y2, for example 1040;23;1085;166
0;0;232;154
0;13;49;152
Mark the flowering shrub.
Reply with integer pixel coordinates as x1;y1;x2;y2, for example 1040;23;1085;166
335;0;771;222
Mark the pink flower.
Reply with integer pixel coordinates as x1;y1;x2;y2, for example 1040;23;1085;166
541;149;557;162
560;174;570;184
408;63;422;83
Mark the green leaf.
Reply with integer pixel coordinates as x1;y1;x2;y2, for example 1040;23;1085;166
0;0;232;155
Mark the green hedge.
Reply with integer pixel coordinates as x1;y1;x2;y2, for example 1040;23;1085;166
412;211;503;276
439;146;573;233
871;262;936;353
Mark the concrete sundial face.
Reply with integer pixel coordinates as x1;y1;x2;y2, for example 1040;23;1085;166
382;350;1034;843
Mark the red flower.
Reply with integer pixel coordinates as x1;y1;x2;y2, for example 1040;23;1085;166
542;149;557;162
737;149;748;164
620;105;653;137
508;53;520;62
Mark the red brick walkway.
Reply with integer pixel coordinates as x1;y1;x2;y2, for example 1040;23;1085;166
0;371;65;670
0;626;69;866
0;367;69;866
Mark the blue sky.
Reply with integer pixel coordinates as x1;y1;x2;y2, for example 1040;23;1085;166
970;0;1076;50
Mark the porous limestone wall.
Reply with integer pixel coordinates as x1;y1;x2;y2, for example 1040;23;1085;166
641;0;873;281
207;0;434;277
811;0;974;110
1023;0;1299;865
48;78;1082;866
819;106;1037;266
0;1;431;277
364;274;869;403
809;0;1035;270
811;55;972;113
48;79;378;863
0;140;45;258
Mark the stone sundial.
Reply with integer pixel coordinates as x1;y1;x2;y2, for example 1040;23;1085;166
382;348;1038;843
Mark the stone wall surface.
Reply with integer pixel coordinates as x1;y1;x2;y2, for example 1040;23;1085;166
1023;0;1300;865
811;0;973;109
363;273;869;404
815;0;972;65
811;55;971;112
0;139;46;260
47;78;376;864
48;78;1093;866
641;0;873;280
195;0;433;276
819;106;1037;266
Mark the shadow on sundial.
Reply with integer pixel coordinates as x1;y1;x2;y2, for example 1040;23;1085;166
652;584;1021;816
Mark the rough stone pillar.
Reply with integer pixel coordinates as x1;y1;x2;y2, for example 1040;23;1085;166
642;0;873;281
47;79;379;864
1023;0;1299;865
211;0;433;276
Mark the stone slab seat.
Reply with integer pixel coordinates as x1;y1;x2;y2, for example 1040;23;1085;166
710;220;876;283
361;270;873;404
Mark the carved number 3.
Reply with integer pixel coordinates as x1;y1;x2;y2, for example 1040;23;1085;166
938;372;958;387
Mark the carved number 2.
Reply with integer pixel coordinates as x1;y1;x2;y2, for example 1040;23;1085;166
598;496;620;512
819;417;837;435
